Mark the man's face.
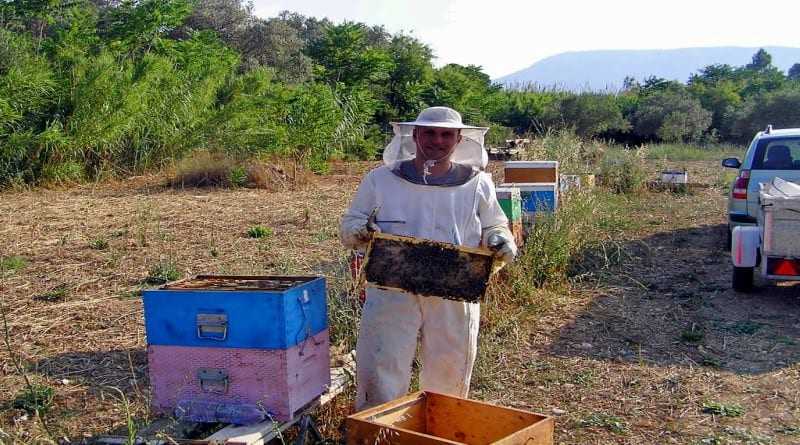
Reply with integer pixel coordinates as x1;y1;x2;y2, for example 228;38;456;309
413;126;462;161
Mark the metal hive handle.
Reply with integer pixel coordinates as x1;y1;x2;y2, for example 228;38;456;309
196;313;228;341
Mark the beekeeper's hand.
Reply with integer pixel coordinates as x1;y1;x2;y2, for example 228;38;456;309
340;220;380;249
487;232;517;264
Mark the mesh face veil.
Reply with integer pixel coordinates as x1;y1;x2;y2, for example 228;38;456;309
382;107;489;171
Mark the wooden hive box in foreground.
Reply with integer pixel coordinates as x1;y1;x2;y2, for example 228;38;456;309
364;233;496;303
346;391;554;445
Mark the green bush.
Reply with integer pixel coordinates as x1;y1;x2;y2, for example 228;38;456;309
228;165;248;187
600;148;649;194
730;87;800;142
40;161;85;184
631;90;712;143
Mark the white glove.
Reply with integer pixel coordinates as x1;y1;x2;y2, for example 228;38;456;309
486;231;517;264
340;220;381;249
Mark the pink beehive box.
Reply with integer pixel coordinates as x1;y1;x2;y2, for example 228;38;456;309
148;329;331;421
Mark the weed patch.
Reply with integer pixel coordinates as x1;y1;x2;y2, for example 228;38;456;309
729;321;762;335
247;225;273;239
579;413;627;434
89;236;109;250
34;285;69;303
13;384;55;415
0;256;27;275
645;143;744;162
146;259;180;284
775;424;800;435
600;148;649;194
721;426;773;444
229;165;248;187
702;401;745;417
681;325;705;343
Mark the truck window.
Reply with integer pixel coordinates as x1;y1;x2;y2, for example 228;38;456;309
752;137;800;170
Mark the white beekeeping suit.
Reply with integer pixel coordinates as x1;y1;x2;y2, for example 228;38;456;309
340;107;517;410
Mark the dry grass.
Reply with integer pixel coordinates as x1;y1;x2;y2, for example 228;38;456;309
169;150;312;191
1;158;799;444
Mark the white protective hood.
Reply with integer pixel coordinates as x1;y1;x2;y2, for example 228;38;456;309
382;107;490;169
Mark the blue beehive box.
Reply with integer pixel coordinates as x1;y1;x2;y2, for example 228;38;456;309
142;275;328;349
501;182;558;213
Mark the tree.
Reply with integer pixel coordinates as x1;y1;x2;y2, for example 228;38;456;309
307;22;393;89
424;63;500;125
746;48;772;71
554;93;629;138
180;0;251;43
632;90;711;142
731;88;800;142
788;63;800;81
383;34;434;121
104;0;193;53
237;18;312;82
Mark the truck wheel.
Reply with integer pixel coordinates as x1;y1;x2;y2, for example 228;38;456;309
732;266;754;292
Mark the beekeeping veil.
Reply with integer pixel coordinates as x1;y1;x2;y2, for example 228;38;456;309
382;107;490;170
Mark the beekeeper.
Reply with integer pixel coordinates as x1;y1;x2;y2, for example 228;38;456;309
340;106;517;410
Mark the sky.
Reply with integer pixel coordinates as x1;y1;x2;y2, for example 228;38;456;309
252;0;800;79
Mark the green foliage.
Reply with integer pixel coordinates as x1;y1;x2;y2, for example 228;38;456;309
0;256;27;275
105;0;193;52
1;10;798;185
12;384;55;415
34;285;69;302
579;413;628;434
789;63;800;81
553;93;630;138
384;34;434;120
600;148;649;194
89;236;109;250
228;165;247;187
146;259;180;284
730;87;800;142
680;326;705;343
309;22;393;89
505;190;606;290
40;160;84;184
702;401;745;417
645;143;744;161
426;63;501;125
520;128;605;174
247;225;272;238
632;90;712;142
746;49;773;71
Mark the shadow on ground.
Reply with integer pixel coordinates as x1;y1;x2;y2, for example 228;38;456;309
35;348;148;394
550;223;800;374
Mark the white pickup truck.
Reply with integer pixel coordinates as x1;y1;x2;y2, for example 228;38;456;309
731;177;800;291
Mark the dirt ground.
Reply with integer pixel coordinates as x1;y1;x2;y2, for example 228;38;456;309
1;159;798;444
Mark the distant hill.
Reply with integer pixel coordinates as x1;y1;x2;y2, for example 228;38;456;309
496;47;800;91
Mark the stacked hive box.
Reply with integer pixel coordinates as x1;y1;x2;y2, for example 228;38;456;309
502;161;559;214
502;161;559;235
142;275;330;423
495;186;524;246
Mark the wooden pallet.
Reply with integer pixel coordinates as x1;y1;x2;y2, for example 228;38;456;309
94;352;355;445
